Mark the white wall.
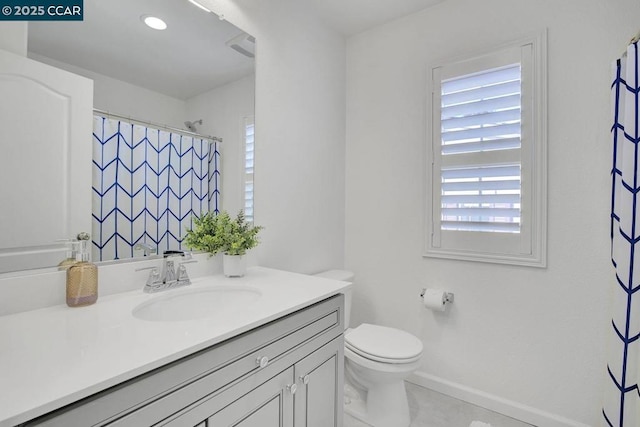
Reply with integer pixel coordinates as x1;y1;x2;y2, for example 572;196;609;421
0;22;27;56
91;73;186;129
27;53;187;129
345;0;640;425
201;0;347;274
186;74;255;214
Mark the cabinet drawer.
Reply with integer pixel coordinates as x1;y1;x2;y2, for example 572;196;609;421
25;294;343;427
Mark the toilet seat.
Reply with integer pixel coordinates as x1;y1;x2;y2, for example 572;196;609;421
345;323;423;364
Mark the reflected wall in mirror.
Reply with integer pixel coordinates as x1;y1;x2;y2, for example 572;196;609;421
0;0;255;274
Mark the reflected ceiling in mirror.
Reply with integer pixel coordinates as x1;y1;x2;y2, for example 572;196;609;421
28;0;254;100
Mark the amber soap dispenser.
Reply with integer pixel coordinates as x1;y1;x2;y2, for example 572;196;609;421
66;232;98;307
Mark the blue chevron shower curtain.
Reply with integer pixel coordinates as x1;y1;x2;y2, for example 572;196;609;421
92;116;221;261
605;41;640;426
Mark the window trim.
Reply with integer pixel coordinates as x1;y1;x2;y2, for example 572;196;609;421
424;32;547;268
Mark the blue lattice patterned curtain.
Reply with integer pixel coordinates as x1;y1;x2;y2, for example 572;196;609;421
91;116;221;261
605;41;640;426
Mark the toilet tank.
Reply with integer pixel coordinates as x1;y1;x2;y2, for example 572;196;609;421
313;270;353;330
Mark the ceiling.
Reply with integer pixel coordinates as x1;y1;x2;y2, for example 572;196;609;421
27;0;255;100
309;0;445;36
26;0;444;100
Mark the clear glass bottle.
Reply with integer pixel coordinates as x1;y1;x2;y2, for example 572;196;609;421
58;240;80;271
66;233;98;307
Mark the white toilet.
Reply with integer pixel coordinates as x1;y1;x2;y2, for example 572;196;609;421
314;270;423;427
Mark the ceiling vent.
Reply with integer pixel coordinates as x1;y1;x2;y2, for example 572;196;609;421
226;33;255;58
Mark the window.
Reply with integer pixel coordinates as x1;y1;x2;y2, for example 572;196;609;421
243;117;255;223
425;34;547;267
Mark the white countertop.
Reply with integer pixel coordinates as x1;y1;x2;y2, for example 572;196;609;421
0;267;350;426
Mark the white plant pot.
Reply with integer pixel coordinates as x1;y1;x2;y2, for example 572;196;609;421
223;254;246;277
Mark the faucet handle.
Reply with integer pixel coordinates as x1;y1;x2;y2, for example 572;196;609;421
175;258;197;286
136;266;162;291
176;264;191;284
147;269;161;286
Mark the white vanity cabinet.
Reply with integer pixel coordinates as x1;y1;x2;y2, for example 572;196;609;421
22;295;344;427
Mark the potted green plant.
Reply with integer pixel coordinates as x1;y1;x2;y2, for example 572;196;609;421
183;210;263;277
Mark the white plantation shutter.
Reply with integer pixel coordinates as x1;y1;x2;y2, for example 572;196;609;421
425;35;547;267
244;118;255;223
440;63;522;234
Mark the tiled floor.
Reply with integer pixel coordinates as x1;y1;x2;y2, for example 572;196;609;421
344;382;534;427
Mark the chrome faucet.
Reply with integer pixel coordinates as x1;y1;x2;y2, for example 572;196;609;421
134;241;157;257
137;251;196;293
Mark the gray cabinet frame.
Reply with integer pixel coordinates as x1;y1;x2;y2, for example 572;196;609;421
23;295;344;427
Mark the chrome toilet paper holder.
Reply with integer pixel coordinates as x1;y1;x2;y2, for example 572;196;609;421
420;288;455;304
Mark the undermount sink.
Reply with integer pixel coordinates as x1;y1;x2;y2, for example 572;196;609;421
132;285;262;322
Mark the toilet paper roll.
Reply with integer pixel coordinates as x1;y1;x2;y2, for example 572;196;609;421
422;289;447;312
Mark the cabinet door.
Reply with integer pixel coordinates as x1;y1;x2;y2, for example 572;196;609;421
163;367;295;427
294;337;344;427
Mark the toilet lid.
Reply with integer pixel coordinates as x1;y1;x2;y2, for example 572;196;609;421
345;323;423;363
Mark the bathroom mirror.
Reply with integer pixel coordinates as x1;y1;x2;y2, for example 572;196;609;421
0;0;255;274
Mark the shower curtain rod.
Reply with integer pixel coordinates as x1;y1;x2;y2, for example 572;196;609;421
93;109;223;143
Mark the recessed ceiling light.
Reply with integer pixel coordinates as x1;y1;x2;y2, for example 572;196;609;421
142;15;167;30
188;0;212;13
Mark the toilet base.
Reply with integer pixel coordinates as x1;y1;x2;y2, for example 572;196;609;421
344;379;411;427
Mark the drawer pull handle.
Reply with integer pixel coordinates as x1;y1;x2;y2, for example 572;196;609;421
299;374;310;385
287;383;298;395
256;356;269;368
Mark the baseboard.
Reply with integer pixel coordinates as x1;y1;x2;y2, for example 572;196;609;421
408;371;591;427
